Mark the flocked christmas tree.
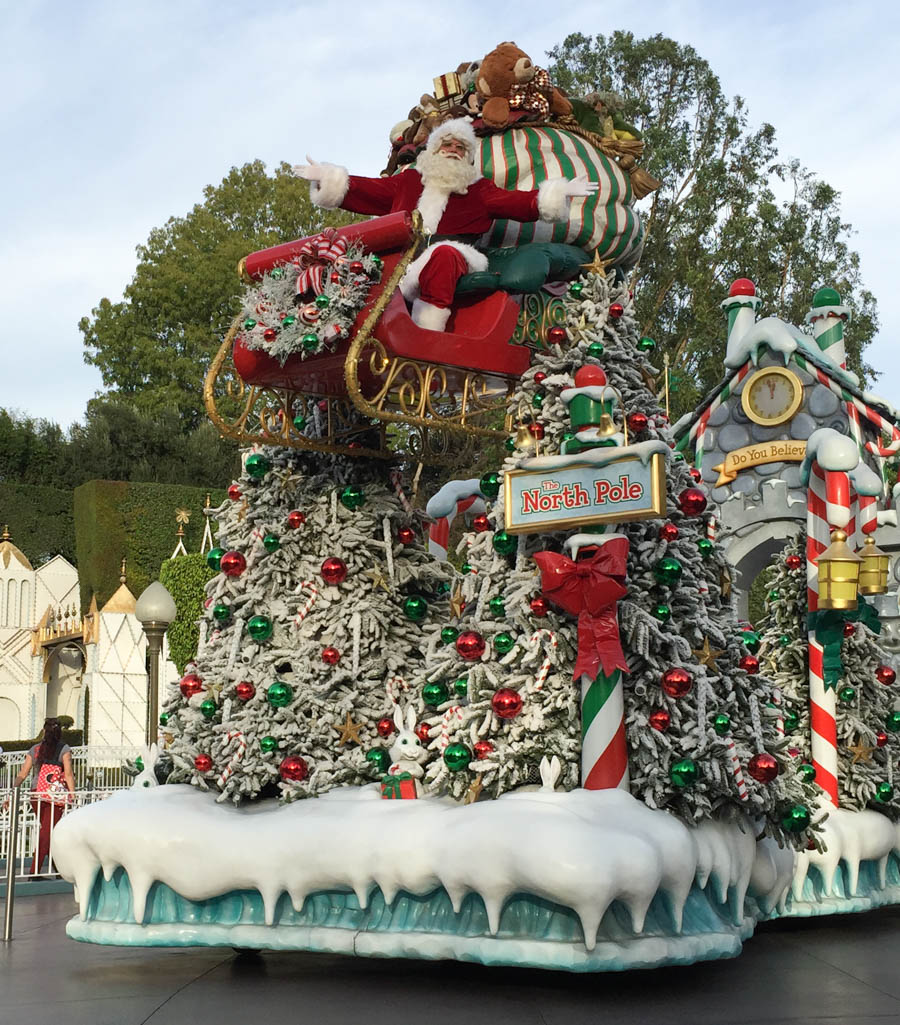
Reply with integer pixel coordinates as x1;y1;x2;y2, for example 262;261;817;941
413;263;817;841
757;533;900;816
162;446;454;802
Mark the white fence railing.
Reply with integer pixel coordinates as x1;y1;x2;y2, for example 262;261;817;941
1;745;142;789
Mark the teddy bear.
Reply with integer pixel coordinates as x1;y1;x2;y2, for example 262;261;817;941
476;42;572;129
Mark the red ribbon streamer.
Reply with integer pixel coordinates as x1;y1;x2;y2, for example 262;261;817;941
294;227;348;296
533;538;630;680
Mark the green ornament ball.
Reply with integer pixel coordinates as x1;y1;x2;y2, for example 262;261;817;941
340;484;366;511
371;254;384;269
586;341;605;359
568;281;584;296
243;317;257;330
875;782;895;803
200;699;216;720
697;538;714;558
532;393;544;410
654;556;683;586
838;685;857;704
886;711;900;733
423;680;449;706
245;453;271;479
247;615;274;642
282;314;296;327
263;533;281;553
781;804;811;833
494;632;515;655
669;758;699;788
206;547;225;571
742;630;761;654
212;602;231;622
713;713;731;736
488;595;506;617
314;293;330;309
799;763;817;783
479;472;501;499
453;677;468;698
492;530;517;557
270;267;284;280
462;562;474;575
562;431;575;444
504;437;516;452
259;736;278;754
266;680;293;708
403;594;429;622
653;603;671;623
767;588;780;602
302;332;319;351
366;748;391;774
292;413;307;431
159;712;169;726
441;626;460;645
443;743;471;772
779;634;791;647
784;709;801;731
637;336;656;353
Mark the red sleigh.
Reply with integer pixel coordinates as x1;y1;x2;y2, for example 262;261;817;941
204;212;534;463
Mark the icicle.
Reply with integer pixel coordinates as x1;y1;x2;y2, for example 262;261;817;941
225;618;245;676
351;611;361;676
383;518;395;583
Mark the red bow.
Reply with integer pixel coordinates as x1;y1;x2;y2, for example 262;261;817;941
294;228;348;296
533;537;629;680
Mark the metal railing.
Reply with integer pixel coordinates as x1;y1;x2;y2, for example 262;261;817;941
1;745;142;789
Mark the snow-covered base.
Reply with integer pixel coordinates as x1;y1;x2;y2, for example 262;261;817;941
53;785;768;972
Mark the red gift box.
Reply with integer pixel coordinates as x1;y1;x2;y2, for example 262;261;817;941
380;772;418;800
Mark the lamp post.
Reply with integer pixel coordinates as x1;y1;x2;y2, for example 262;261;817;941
135;581;177;745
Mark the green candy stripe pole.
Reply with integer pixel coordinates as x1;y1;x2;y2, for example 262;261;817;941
581;669;629;789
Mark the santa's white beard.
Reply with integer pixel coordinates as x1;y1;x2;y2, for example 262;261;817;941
417;149;479;194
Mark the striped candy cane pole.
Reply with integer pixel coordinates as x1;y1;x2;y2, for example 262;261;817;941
439;705;464;750
805;289;849;368
292;581;318;628
425;479;486;560
581;670;629;790
528;629;558;691
385;675;409;705
725;738;749;801
217;731;247;788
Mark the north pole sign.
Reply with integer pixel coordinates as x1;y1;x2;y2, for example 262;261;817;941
504;451;666;534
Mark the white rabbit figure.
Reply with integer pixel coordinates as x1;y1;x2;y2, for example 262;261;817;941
539;755;562;793
388;706;427;796
131;744;159;790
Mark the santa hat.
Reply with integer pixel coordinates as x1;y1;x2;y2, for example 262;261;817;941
426;118;478;162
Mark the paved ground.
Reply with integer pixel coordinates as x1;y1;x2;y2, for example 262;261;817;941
3;892;900;1025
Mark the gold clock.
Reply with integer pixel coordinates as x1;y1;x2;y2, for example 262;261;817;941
741;368;803;426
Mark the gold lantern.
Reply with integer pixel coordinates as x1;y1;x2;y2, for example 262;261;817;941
817;529;863;610
858;535;890;595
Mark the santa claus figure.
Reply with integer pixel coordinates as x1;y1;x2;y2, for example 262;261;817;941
293;118;597;331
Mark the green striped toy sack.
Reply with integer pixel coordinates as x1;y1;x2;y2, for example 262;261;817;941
477;125;643;267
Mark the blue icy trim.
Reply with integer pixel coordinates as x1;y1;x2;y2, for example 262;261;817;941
763;852;900;921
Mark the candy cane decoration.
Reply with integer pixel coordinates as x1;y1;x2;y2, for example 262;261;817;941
385;675;409;704
581;669;629;790
425;479;486;560
217;731;247;788
528;629;558;691
439;705;464;750
292;581;318;628
390;470;415;517
725;738;749;802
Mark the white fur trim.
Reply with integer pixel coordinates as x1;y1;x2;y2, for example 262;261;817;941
537;178;571;222
416;184;453;235
309;162;349;209
400;242;489;301
411;300;452;332
426;118;478;159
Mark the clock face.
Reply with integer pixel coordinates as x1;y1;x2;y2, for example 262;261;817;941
742;369;802;426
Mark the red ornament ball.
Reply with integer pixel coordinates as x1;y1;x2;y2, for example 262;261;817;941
573;365;607;388
678;487;708;517
876;731;889;748
474;740;495;760
659;523;680;542
456;631;486;661
661;667;692;698
397;526;416;545
491;688;523;719
235;681;255;702
287;510;306;529
472;514;490;533
263;327;277;341
227;484;242;501
321;557;348;585
534;371;547;385
609;302;624;319
689;467;702;482
528;422;545;440
322;646;341;665
279;755;309;782
843;622;856;638
330;271;340;283
649;709;671;732
729;278;756;297
785;554;803;571
179;673;204;699
377;717;395;739
194;754;212;773
877;665;897;686
415;722;431;743
349;260;364;274
220;550;247;577
626;412;649;434
530;596;549;617
547;326;567;345
739;655;760;675
317;399;329;412
747;752;779;783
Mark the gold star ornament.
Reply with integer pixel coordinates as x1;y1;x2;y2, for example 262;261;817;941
364;566;390;592
847;738;876;764
692;637;724;670
464;776;484;804
449;585;466;619
332;712;364;747
580;248;610;277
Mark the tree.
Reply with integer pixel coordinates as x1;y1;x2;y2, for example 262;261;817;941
546;32;879;417
79;161;356;428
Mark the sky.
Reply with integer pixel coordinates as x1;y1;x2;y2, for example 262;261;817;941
2;0;899;427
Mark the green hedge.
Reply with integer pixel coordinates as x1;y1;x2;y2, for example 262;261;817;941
0;484;75;566
1;729;84;753
74;480;226;609
159;553;215;673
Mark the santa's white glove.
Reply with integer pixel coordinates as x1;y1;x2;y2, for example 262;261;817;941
563;175;599;198
292;155;323;182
